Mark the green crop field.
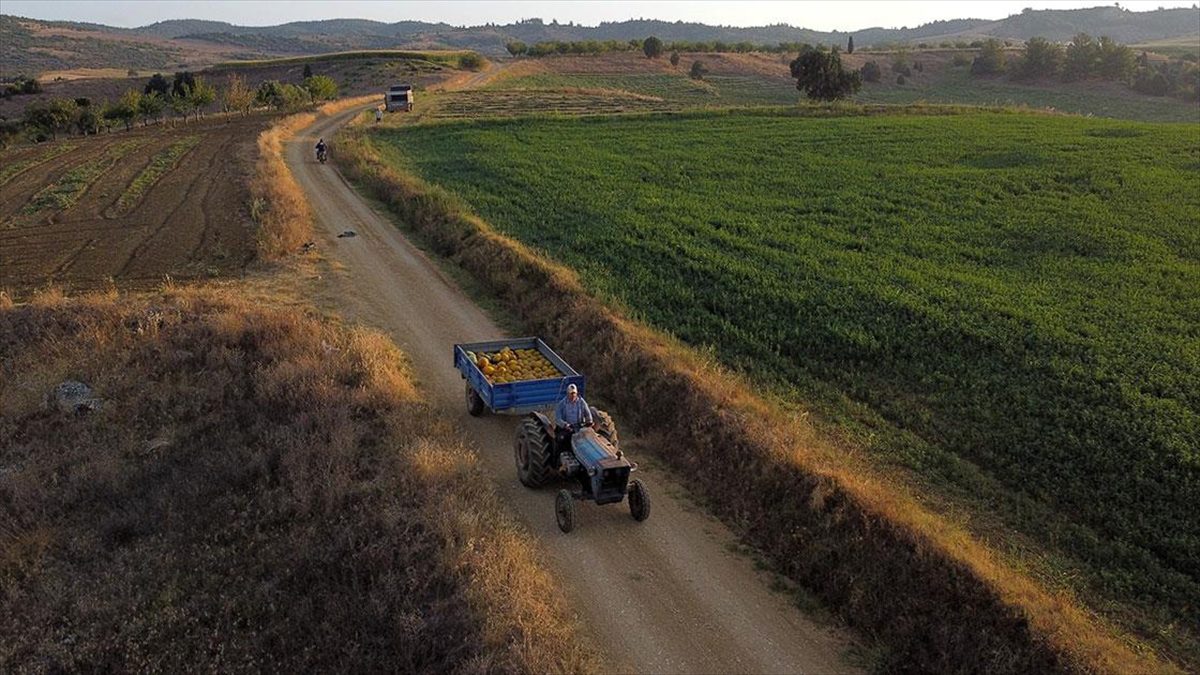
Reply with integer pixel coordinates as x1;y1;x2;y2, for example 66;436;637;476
366;110;1200;661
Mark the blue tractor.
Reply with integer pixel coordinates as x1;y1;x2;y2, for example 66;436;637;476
515;408;650;533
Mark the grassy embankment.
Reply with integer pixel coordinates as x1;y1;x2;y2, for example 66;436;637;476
334;107;1182;672
0;287;594;672
362;110;1200;667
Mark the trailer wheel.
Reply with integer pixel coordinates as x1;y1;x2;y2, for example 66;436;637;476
591;407;619;448
466;384;486;417
628;479;650;522
556;489;577;533
515;415;553;488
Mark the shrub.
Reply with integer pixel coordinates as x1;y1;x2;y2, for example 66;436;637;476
144;73;170;97
302;63;313;78
458;52;485;71
896;74;907;85
505;41;527;57
303;75;338;101
670;51;680;67
952;53;971;67
689;60;708;80
861;60;882;82
643;36;664;59
971;39;1007;76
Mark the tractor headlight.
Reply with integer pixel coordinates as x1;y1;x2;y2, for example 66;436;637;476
587;468;596;477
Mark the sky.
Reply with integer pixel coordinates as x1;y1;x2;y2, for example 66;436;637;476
3;0;1197;31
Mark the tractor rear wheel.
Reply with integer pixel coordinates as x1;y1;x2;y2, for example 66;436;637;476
628;479;650;522
591;407;619;447
556;489;577;533
515;415;554;488
466;384;486;417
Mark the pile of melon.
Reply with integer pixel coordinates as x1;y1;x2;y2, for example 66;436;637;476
468;346;562;384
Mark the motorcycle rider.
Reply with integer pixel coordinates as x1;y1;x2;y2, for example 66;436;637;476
314;138;328;161
554;383;592;452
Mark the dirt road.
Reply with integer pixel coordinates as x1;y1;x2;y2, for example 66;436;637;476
287;109;858;674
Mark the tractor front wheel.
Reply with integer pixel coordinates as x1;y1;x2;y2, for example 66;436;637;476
515;415;554;488
628;479;650;522
556;489;577;533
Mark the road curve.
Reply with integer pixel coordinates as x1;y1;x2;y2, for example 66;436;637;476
287;108;858;674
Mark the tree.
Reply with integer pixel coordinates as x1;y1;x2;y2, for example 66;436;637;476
643;36;664;59
185;76;216;119
689;60;708;80
790;46;862;101
302;63;313;79
860;60;882;82
172;71;196;98
670;51;680;67
1097;36;1135;80
221;74;253;115
75;105;101;135
303;75;338;101
1064;33;1100;80
107;89;140;130
0;119;22;148
506;41;527;57
1014;37;1064;79
23;98;77;140
144;73;170;97
848;36;855;54
971;39;1007;76
168;93;190;123
137;92;165;125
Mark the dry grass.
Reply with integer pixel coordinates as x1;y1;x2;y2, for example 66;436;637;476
0;287;595;673
333;130;1171;674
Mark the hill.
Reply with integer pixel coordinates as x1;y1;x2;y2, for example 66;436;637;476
2;6;1196;70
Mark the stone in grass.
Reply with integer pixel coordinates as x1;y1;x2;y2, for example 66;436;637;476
49;380;102;415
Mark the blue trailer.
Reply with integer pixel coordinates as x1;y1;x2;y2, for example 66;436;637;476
453;337;584;416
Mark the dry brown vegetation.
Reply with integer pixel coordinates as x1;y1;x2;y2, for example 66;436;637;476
0;286;595;672
334;129;1170;673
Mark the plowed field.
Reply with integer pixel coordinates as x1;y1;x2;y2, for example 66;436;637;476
0;116;268;290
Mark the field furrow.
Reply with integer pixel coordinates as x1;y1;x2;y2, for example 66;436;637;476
0;143;78;187
20;139;147;216
105;135;201;218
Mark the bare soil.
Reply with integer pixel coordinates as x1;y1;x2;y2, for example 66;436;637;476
0;115;267;291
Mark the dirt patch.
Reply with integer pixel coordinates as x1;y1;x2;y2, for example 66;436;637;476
0;116;267;291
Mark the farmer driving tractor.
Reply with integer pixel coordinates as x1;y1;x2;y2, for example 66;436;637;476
554;383;592;451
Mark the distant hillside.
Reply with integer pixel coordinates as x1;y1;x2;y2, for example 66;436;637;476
2;5;1197;72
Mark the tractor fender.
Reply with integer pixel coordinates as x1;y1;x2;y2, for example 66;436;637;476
527;410;553;435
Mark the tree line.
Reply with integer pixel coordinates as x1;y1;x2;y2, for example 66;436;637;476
1;71;340;147
968;34;1199;101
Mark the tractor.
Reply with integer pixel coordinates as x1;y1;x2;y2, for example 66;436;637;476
514;407;650;533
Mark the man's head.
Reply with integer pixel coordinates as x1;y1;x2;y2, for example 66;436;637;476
567;383;578;401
